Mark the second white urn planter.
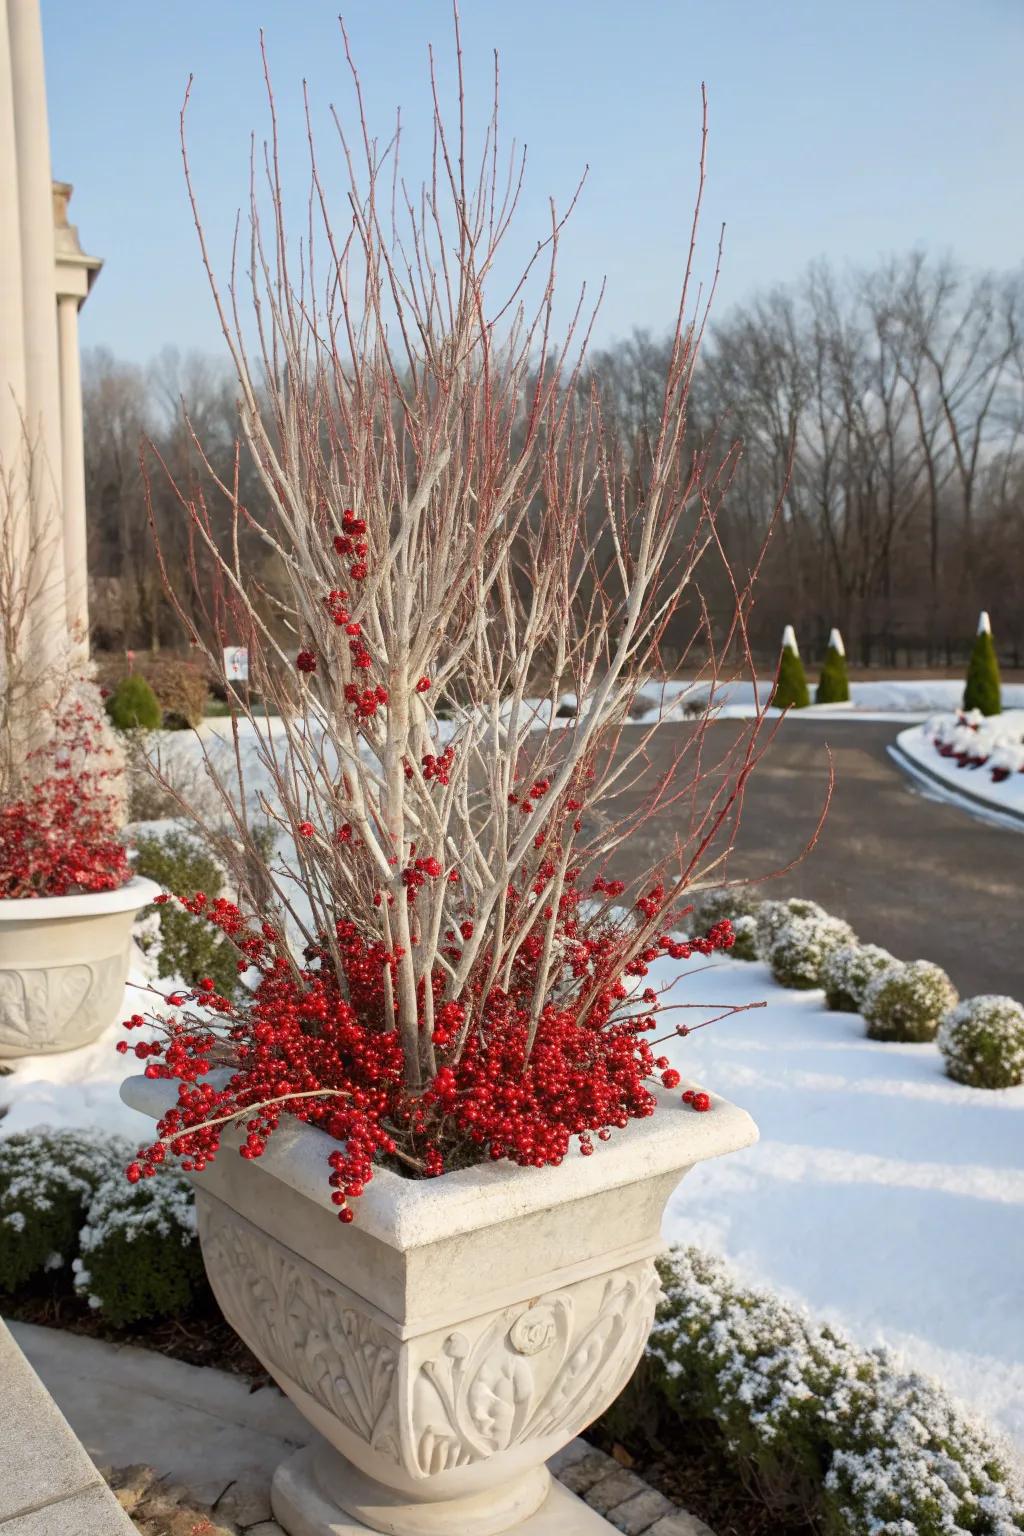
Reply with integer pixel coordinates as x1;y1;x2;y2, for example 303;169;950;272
0;877;159;1058
123;1074;757;1536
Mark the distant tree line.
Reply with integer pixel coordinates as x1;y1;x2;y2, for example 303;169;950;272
84;253;1024;668
585;254;1024;667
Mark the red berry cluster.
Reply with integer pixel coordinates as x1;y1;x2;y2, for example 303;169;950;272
123;865;735;1220
344;682;389;719
0;705;131;899
333;509;368;584
422;745;455;784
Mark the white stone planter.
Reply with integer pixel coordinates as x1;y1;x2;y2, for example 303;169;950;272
0;877;159;1058
123;1074;756;1536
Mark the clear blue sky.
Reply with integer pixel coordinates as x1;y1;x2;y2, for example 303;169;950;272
41;0;1024;364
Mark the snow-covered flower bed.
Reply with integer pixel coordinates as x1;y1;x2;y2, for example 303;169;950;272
897;710;1024;818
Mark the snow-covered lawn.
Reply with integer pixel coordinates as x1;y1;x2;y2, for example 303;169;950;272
657;954;1024;1451
4;945;1022;1453
3;713;1023;1456
896;711;1024;820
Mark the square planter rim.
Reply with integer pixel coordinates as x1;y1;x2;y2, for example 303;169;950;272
0;875;161;922
122;1073;758;1250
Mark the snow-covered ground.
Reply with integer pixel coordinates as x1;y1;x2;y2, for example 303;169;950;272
4;946;1022;1452
3;710;1023;1453
656;954;1024;1451
633;677;1024;723
896;711;1024;820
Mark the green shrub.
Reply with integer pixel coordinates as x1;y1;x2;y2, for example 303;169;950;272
105;674;162;731
772;642;810;710
816;634;850;704
73;1167;204;1326
141;656;209;729
754;897;827;958
688;884;762;933
963;622;1001;717
0;1130;125;1292
650;1247;1024;1536
730;914;759;962
862;960;959;1043
768;911;856;990
822;942;898;1013
133;830;240;997
938;995;1024;1090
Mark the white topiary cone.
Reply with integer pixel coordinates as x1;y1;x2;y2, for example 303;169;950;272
828;627;846;656
781;623;799;655
978;610;992;636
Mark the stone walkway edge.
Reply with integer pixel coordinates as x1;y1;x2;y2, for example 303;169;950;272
8;1319;715;1536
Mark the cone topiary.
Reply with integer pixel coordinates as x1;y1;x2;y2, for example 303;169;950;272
963;611;1001;716
105;673;162;731
771;625;810;709
816;627;850;704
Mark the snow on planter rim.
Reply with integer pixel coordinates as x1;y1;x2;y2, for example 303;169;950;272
0;876;162;922
121;1072;757;1251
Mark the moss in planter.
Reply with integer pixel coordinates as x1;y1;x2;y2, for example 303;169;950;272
0;1130;129;1292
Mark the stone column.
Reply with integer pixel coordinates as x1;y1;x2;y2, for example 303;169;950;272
6;0;66;638
54;183;101;647
57;292;87;634
0;1;27;502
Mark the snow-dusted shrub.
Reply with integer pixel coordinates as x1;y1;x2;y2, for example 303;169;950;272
73;1166;203;1325
730;914;759;963
862;960;959;1043
768;911;856;990
824;1365;1024;1536
822;942;899;1014
937;996;1024;1090
650;1247;1024;1536
689;884;762;932
0;1129;127;1293
755;897;828;958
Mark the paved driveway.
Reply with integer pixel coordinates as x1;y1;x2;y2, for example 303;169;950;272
610;718;1023;999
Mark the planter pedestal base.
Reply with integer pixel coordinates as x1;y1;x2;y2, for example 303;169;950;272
272;1442;618;1536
